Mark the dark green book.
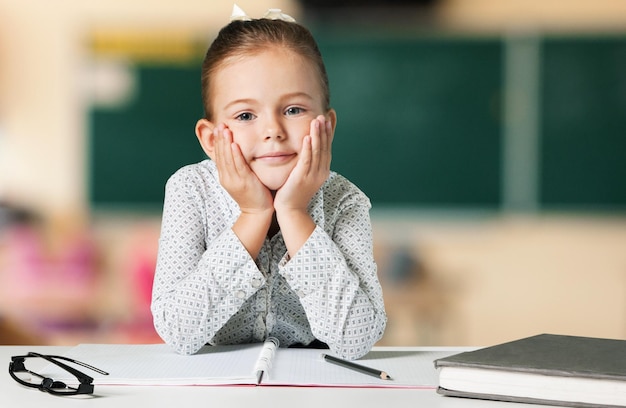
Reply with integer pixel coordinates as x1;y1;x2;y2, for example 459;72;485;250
434;334;626;408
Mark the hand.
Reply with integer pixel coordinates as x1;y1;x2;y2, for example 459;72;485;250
213;124;274;216
274;115;333;214
273;116;333;257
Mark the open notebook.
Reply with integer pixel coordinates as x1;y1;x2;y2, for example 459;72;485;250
40;340;453;388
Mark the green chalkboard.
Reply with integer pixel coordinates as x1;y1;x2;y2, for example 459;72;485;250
88;30;625;211
89;65;205;210
89;35;503;209
316;33;503;207
540;36;626;210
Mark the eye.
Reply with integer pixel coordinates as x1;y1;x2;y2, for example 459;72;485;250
235;112;256;121
285;106;305;116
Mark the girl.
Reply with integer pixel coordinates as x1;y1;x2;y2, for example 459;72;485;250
151;6;387;360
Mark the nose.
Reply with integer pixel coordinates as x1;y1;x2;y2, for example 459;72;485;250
263;114;285;140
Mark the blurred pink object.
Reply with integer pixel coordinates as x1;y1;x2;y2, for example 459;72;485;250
0;222;98;322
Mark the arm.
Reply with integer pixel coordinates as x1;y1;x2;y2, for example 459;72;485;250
274;116;333;257
212;123;274;259
150;166;266;355
279;188;387;360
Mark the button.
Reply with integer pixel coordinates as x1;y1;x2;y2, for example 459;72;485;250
236;290;246;299
296;290;305;298
251;278;262;288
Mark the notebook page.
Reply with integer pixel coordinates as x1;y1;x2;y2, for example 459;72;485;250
40;343;264;386
265;349;454;388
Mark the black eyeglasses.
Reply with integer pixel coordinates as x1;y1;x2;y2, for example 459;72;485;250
9;352;109;396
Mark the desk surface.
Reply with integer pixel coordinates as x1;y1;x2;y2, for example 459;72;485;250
1;345;545;408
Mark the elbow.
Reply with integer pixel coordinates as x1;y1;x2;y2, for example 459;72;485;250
154;323;205;356
333;313;388;361
151;303;205;356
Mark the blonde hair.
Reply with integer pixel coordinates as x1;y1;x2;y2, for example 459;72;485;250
201;19;330;120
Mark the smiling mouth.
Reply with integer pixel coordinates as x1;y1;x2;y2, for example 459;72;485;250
255;153;296;163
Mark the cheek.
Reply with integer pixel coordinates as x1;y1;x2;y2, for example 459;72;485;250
287;122;311;147
230;129;255;158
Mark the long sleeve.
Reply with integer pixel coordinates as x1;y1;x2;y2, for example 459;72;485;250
279;185;386;360
151;163;266;355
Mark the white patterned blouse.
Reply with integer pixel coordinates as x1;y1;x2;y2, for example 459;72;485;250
151;160;386;360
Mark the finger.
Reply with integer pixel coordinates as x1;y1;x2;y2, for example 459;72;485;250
213;126;225;167
325;117;334;148
218;124;230;162
226;128;249;176
214;124;239;183
317;116;332;169
295;134;312;178
322;117;333;170
308;117;322;173
317;115;328;156
313;115;331;172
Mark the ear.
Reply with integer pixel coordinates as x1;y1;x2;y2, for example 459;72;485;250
326;109;337;135
195;119;217;160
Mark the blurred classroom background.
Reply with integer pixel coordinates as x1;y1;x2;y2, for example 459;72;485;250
1;0;625;347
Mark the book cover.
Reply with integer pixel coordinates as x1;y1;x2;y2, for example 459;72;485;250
434;333;626;408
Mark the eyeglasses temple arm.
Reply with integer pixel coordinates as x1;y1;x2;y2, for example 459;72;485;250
28;353;109;378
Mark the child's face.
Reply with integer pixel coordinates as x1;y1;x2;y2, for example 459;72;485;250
203;47;334;191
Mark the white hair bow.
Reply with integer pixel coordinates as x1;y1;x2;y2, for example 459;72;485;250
230;4;296;22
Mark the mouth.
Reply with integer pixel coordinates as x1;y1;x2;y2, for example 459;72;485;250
254;152;296;163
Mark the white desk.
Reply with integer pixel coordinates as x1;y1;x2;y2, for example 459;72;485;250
1;345;546;408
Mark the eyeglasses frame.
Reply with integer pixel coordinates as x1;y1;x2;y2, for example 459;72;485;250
9;352;109;396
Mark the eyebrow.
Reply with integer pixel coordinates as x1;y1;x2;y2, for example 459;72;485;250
224;98;256;111
281;92;316;102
